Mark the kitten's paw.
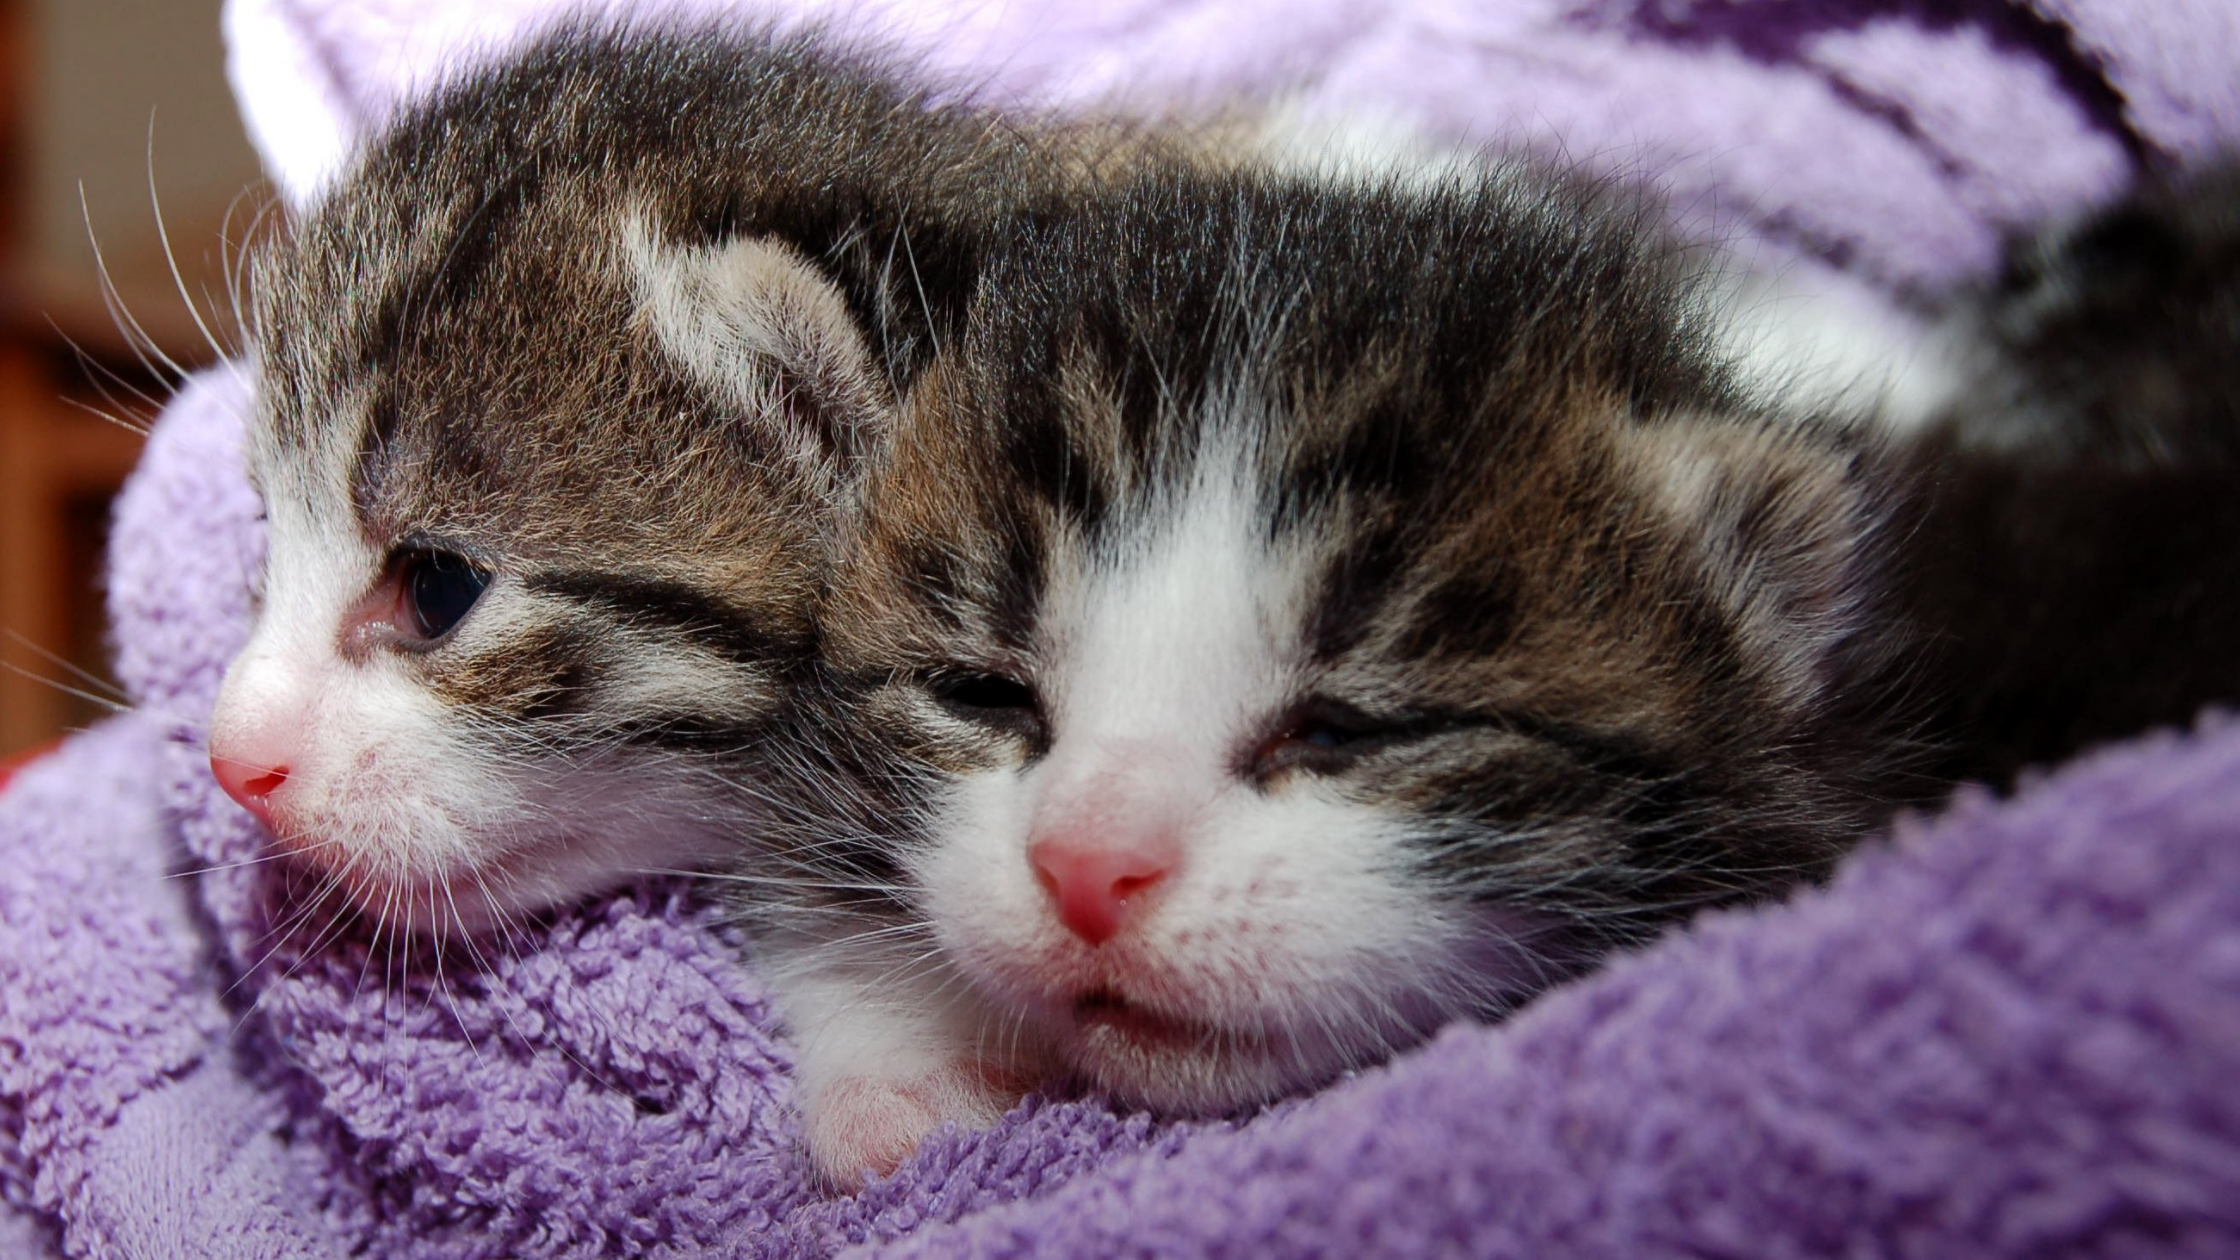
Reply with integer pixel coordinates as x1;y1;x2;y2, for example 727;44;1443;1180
806;1063;1015;1190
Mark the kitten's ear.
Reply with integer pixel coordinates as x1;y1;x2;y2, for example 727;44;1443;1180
1618;419;1875;707
626;217;891;482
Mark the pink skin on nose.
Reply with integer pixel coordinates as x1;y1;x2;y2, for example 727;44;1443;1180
210;748;290;832
208;673;302;836
1025;745;1192;945
209;649;328;839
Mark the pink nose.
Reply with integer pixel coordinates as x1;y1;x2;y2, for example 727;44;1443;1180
210;750;290;831
1028;830;1179;945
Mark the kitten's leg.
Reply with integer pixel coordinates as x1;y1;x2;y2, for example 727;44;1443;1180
775;956;1031;1189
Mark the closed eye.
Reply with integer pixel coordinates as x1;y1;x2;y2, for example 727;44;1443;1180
1247;697;1425;780
925;670;1048;748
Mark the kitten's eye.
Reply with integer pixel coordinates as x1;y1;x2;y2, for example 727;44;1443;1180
398;547;490;640
1250;698;1411;779
926;670;1047;745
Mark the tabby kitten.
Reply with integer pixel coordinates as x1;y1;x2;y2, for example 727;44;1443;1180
751;158;1908;1182
205;28;1081;932
747;159;2240;1184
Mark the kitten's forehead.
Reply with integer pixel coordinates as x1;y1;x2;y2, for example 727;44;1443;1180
252;154;595;489
260;171;817;566
1042;422;1311;744
834;161;1771;745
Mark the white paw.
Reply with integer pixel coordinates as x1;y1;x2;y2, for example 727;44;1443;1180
805;1062;1015;1190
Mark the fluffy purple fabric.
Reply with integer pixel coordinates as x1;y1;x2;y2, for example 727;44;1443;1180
4;1;2238;1255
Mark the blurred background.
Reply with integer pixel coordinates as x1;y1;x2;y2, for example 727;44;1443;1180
0;0;260;758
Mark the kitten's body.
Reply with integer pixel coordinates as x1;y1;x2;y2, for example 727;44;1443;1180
751;158;2240;1182
1934;161;2240;470
1888;445;2240;789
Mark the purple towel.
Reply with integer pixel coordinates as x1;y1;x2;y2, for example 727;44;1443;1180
4;1;2238;1255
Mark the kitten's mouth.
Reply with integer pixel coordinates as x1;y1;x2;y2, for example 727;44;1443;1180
1056;986;1304;1112
1069;989;1238;1051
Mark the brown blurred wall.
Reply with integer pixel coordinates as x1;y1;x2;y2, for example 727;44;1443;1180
0;0;263;757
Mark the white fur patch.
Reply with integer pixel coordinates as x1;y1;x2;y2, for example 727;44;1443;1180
213;485;527;918
768;950;1017;1188
1246;99;1485;192
212;408;735;935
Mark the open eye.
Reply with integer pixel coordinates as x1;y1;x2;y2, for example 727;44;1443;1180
926;670;1047;746
397;546;490;640
1249;698;1413;779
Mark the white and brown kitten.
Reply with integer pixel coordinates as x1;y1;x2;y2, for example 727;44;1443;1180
743;158;2240;1184
205;28;1087;933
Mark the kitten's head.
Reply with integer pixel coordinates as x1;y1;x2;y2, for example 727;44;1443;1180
805;167;1895;1110
207;32;1026;931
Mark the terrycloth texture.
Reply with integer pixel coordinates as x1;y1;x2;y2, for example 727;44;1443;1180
2;0;2238;1255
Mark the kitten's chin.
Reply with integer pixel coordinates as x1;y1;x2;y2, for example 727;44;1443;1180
279;828;656;936
323;853;531;935
1049;990;1364;1114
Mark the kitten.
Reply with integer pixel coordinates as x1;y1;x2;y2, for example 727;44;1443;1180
203;21;2238;1189
205;27;1089;934
751;157;1907;1182
744;158;2240;1184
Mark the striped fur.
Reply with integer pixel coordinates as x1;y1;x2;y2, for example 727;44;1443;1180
211;28;1112;935
210;29;2240;1191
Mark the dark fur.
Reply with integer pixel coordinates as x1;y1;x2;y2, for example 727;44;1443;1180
1888;161;2240;784
1940;161;2240;469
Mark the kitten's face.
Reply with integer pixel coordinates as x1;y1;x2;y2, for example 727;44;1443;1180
812;173;1886;1109
203;31;1068;935
213;179;876;928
